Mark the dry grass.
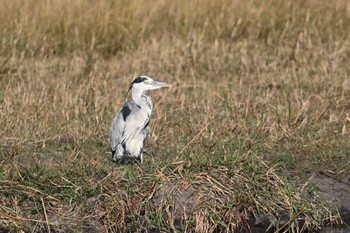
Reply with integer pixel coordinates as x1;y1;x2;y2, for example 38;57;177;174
1;0;350;232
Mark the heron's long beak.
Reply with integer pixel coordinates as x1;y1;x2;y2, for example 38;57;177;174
149;81;171;90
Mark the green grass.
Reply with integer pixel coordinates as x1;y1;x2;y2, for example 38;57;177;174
1;0;350;232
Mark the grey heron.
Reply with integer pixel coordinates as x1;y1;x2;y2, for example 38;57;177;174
109;76;171;164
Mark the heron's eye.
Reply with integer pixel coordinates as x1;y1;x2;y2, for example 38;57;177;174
144;80;150;85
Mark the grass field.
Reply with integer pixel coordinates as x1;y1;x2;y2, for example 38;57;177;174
1;0;350;232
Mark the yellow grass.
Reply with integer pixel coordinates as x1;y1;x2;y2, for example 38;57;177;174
0;0;349;232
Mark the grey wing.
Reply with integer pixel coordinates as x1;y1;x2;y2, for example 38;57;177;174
109;111;124;152
109;101;139;152
142;120;150;141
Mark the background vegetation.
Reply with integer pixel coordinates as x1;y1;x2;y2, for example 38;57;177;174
0;0;349;232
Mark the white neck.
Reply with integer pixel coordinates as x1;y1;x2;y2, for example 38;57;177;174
131;88;153;114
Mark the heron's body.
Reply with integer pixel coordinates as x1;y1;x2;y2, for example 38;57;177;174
109;76;170;163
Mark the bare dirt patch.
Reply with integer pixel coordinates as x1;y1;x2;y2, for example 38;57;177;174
308;172;350;227
152;172;350;232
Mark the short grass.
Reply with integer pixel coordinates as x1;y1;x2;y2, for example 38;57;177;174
1;0;350;232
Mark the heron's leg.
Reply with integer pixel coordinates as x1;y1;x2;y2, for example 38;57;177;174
125;155;142;164
139;153;143;164
120;156;140;164
113;157;123;163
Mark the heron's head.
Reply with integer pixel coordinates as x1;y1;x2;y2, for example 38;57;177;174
126;76;171;96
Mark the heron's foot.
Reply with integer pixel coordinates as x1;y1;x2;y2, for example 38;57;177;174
113;156;142;164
